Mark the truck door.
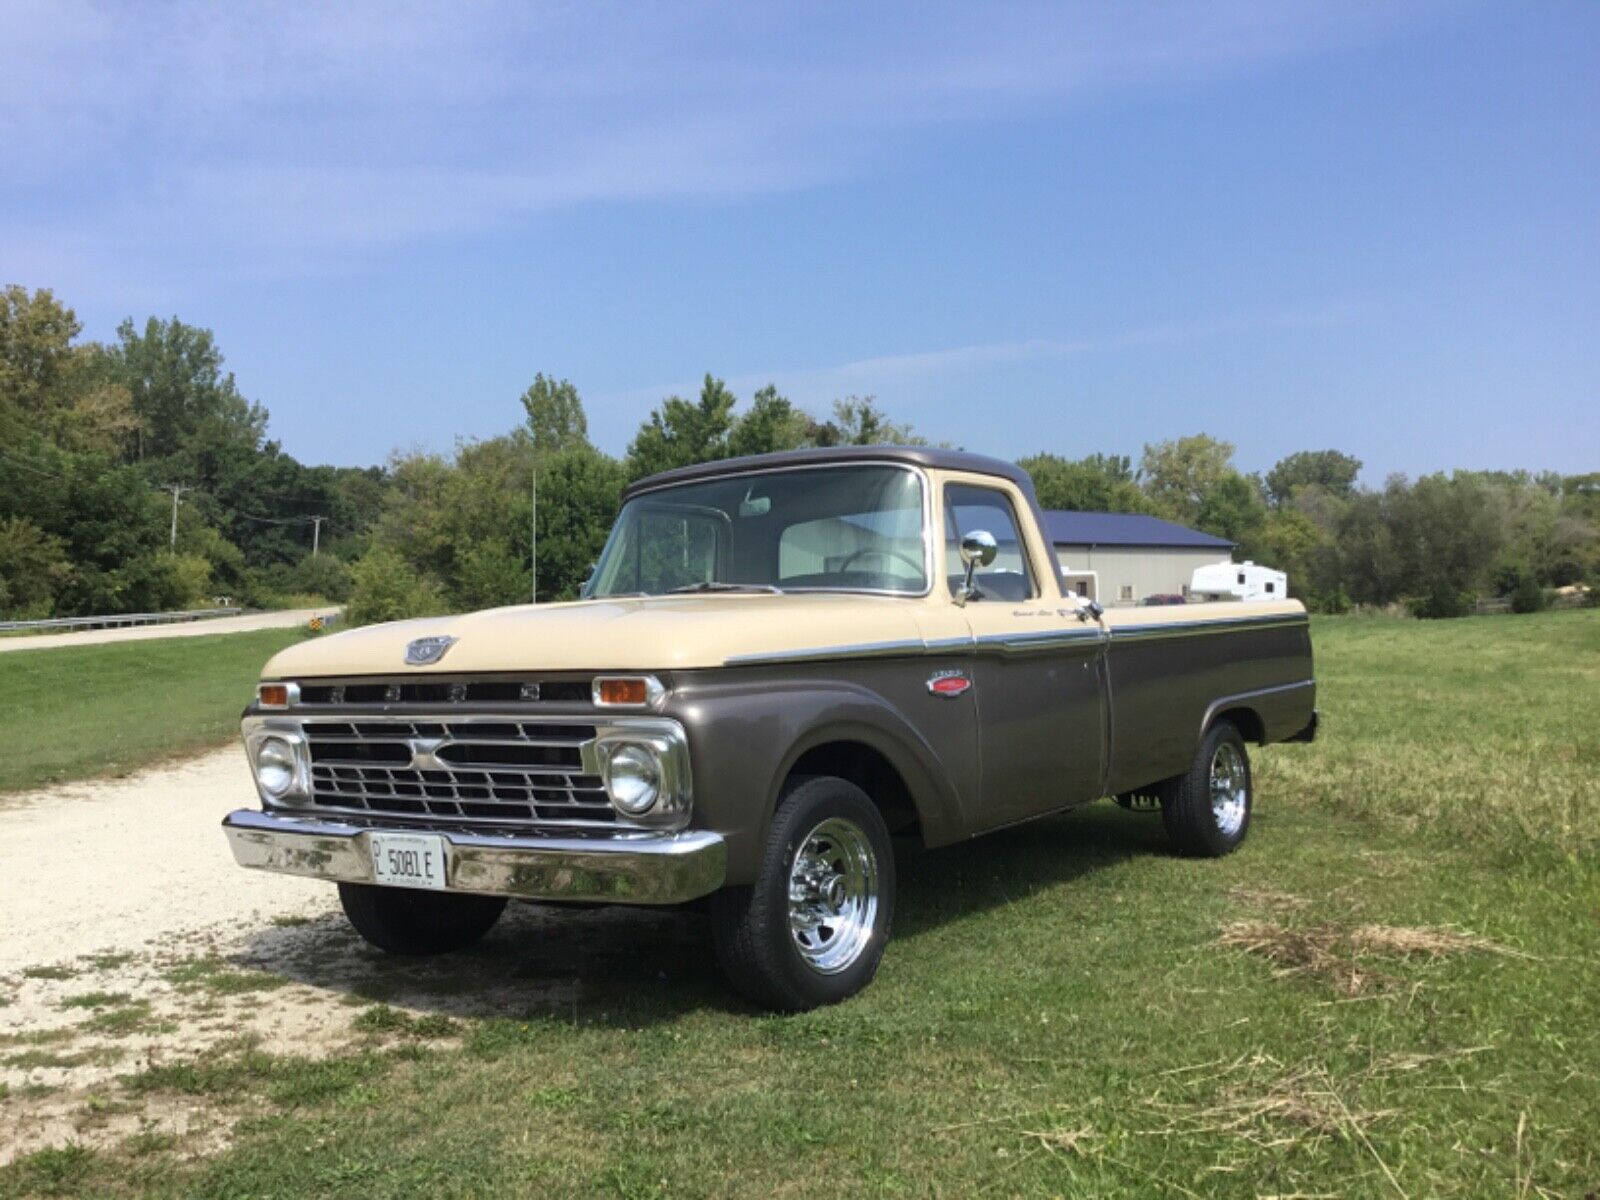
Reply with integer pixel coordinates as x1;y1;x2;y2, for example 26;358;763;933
942;481;1106;830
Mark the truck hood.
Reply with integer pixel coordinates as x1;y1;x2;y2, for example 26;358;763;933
262;593;929;678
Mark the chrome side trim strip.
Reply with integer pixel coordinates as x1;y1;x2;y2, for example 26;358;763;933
973;628;1105;656
1109;613;1308;643
725;639;930;666
1200;679;1316;741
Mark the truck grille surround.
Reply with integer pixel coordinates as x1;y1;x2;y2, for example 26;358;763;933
305;719;612;828
244;692;691;836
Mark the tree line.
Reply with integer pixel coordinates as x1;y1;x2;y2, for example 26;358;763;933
4;284;1595;623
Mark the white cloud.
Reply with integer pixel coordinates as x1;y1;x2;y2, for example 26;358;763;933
589;300;1371;423
0;1;1433;298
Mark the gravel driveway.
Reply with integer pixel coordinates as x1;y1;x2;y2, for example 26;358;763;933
0;746;700;1163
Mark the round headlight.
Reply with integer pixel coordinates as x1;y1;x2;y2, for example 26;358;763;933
604;744;661;816
255;736;297;799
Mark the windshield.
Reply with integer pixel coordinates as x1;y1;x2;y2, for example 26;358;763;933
585;465;928;597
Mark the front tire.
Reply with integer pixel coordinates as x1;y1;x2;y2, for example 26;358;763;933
711;776;895;1011
1160;720;1253;857
338;883;507;956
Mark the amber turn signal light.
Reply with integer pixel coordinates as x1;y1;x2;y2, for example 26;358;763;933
597;678;648;705
592;675;663;707
258;684;291;708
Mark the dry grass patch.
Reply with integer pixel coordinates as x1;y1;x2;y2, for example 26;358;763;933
1217;919;1517;995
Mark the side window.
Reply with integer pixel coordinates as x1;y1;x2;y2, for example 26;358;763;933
944;484;1035;601
1119;584;1134;602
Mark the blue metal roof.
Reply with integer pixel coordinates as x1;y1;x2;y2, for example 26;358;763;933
1042;510;1234;550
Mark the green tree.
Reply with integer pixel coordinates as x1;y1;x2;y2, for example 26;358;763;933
1194;472;1268;544
346;546;445;626
0;286;137;456
1018;452;1151;513
727;385;810;457
0;517;72;618
107;315;265;465
1138;434;1237;523
536;447;629;601
521;374;589;453
1264;450;1362;506
456;541;532;610
819;396;925;446
625;375;738;478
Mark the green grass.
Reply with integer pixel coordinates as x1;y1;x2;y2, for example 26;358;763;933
0;628;310;793
3;611;1597;1198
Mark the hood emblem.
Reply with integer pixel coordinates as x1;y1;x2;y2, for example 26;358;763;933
405;635;458;666
927;669;972;698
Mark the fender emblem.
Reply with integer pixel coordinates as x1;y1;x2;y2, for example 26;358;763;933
927;670;972;698
405;635;458;666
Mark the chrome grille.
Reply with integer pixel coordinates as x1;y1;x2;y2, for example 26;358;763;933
303;718;614;829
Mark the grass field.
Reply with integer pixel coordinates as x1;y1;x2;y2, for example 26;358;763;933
0;628;311;794
2;611;1598;1197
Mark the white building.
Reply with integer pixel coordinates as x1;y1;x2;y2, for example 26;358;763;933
1043;511;1236;607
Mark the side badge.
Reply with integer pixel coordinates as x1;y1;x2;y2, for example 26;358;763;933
927;669;972;698
405;635;458;666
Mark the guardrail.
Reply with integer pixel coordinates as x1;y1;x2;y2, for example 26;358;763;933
0;607;244;634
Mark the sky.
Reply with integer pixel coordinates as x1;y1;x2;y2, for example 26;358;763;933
2;0;1596;484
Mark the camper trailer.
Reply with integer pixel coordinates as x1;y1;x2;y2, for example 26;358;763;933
1190;560;1287;603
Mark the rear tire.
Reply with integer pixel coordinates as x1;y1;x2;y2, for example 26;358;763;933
710;776;895;1011
1160;720;1253;857
338;883;507;956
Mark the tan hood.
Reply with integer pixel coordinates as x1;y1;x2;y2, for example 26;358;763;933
263;593;929;678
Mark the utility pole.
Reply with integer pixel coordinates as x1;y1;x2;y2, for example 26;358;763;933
163;484;193;549
530;465;538;604
310;516;324;558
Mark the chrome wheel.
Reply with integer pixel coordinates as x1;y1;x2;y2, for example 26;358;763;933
787;817;879;975
1210;741;1249;839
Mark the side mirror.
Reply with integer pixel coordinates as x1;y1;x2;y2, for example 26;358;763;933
955;530;998;606
1076;598;1104;622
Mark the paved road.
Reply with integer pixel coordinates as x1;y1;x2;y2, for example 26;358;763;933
0;606;341;653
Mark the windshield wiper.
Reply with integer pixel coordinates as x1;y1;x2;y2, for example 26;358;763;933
665;582;785;595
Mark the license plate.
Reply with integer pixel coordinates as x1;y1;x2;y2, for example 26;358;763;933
370;832;448;891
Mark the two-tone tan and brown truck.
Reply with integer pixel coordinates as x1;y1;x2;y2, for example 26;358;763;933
226;447;1317;1010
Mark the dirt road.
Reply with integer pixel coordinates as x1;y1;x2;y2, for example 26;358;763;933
0;607;340;654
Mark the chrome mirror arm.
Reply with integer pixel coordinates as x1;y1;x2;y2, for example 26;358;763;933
953;529;998;608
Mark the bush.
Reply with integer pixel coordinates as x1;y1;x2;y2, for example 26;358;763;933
346;547;445;627
454;542;530;610
1412;579;1473;620
0;517;72;618
1308;587;1352;615
289;552;354;603
1510;572;1547;614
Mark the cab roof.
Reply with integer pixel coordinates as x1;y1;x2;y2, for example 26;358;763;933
624;445;1037;499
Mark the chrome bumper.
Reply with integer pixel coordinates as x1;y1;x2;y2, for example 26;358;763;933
222;810;726;904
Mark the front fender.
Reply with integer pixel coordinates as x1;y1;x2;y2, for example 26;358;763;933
665;668;975;885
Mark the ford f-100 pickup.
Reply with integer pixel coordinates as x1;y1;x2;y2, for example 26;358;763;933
225;446;1317;1010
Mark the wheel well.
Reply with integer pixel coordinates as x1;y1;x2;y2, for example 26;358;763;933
786;741;923;839
1213;706;1266;744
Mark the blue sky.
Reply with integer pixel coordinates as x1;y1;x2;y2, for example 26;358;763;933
3;1;1596;482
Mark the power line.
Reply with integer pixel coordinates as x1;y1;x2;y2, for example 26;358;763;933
0;450;66;480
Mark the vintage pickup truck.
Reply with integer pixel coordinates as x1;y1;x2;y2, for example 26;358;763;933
226;447;1317;1010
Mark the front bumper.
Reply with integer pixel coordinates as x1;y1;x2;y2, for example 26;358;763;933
222;810;726;904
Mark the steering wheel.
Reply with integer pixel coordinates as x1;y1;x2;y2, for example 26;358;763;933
837;547;924;577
